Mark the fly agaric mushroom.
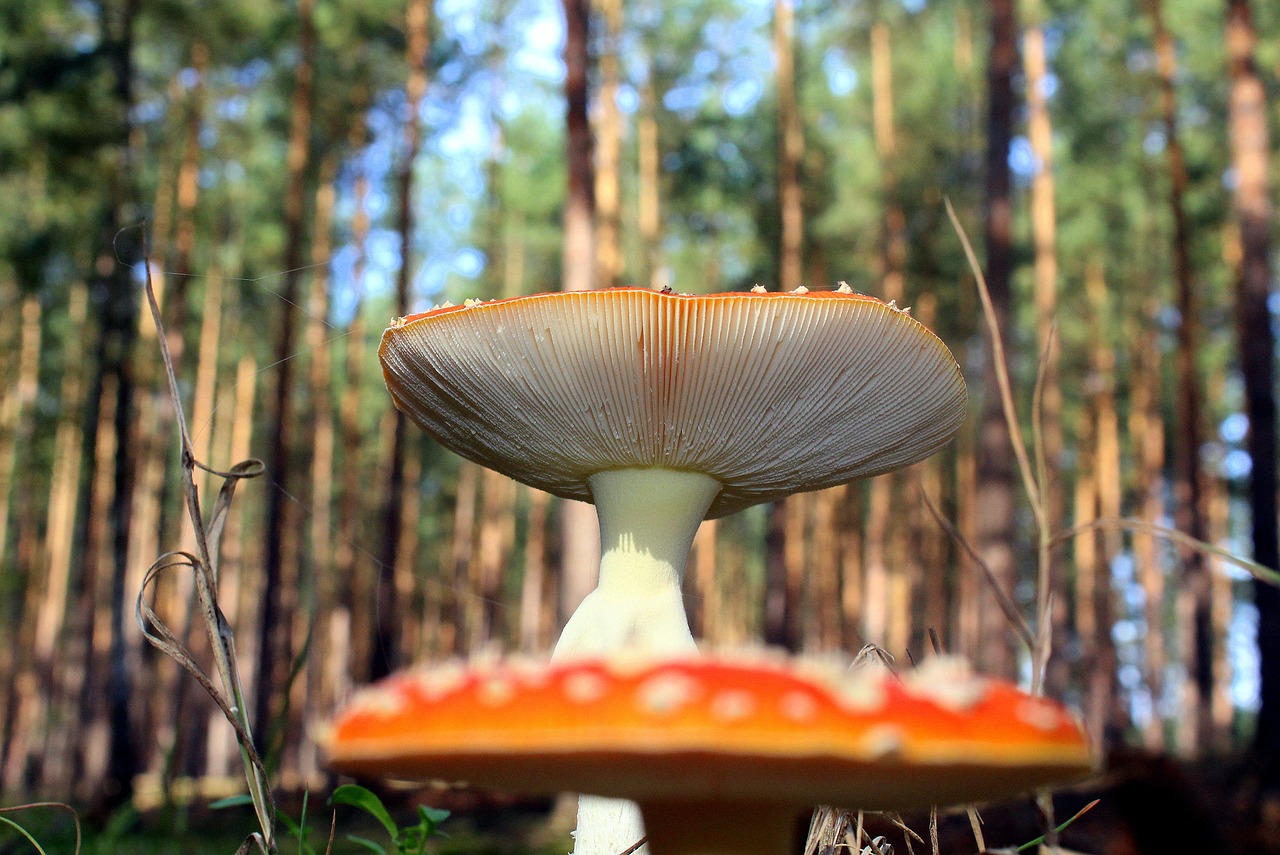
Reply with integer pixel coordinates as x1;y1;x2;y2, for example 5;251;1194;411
381;287;967;660
325;654;1093;855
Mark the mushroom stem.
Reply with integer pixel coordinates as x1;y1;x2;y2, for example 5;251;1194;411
552;468;720;855
640;800;801;855
553;468;720;658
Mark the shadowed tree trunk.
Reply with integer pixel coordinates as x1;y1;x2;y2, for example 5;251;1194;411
1225;0;1280;805
764;0;805;653
372;0;431;682
974;0;1019;679
95;0;142;810
255;0;314;747
559;0;599;628
1144;0;1213;755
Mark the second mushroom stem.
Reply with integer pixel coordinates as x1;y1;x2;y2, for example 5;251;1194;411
552;467;723;855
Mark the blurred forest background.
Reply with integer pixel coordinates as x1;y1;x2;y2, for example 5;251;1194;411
2;0;1280;849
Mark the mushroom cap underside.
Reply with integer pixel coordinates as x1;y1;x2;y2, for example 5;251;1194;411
325;655;1093;812
380;288;967;519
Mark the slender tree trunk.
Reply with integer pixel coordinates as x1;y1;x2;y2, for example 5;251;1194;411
870;14;905;305
294;150;339;780
37;284;91;791
0;295;41;593
73;374;121;798
1225;0;1280;802
0;295;44;792
1130;298;1168;750
333;101;371;689
1086;264;1124;747
594;0;622;291
810;488;842;651
519;488;551;652
974;0;1019;680
764;0;805;653
450;462;480;653
1143;0;1212;755
638;87;663;291
1021;0;1069;697
559;0;600;628
475;470;516;647
862;475;891;646
372;0;431;681
83;0;144;809
255;0;315;747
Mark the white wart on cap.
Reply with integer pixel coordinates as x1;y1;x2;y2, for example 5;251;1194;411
381;287;966;519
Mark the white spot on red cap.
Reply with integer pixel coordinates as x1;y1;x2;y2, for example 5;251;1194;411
1015;699;1063;732
637;672;700;716
711;689;756;722
346;685;407;718
415;662;467;700
780;691;819;722
563;671;609;704
902;656;988;712
479;676;516;706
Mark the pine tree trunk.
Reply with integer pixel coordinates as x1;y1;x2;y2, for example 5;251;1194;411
1144;0;1213;755
36;284;91;791
1086;264;1123;747
333;105;372;688
559;0;600;631
1225;0;1280;803
638;88;663;291
372;0;431;681
295;150;340;780
255;0;314;745
0;295;44;791
450;462;480;653
594;0;622;291
1129;298;1168;750
519;487;551;652
974;0;1019;680
764;0;805;653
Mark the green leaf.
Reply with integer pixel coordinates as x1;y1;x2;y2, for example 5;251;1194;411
345;834;389;855
330;784;398;840
209;794;256;810
418;806;450;826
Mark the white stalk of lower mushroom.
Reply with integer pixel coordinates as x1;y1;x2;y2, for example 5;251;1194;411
553;467;721;855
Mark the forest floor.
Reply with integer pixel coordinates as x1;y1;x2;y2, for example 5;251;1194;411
0;752;1275;855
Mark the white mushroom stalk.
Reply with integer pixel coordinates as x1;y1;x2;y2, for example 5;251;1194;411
554;468;719;855
377;288;970;855
554;468;720;658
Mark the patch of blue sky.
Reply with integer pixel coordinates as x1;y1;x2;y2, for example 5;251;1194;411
724;76;763;116
822;47;858;97
1231;600;1260;710
1221;412;1249;443
513;2;565;83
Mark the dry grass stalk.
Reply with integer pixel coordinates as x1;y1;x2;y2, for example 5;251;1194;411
133;229;276;854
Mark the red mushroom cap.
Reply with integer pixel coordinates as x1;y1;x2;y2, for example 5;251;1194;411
324;654;1092;812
